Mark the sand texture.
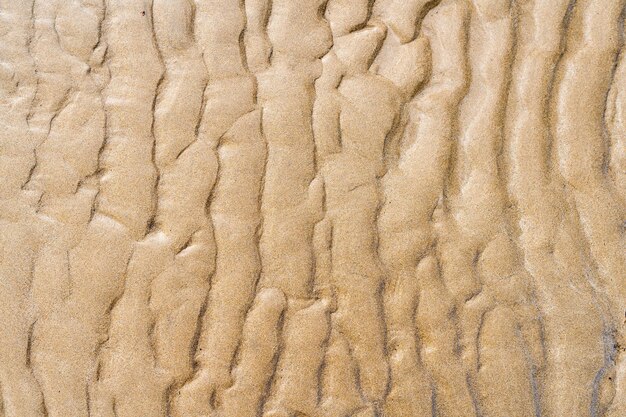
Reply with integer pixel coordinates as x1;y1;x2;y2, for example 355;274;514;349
0;0;625;416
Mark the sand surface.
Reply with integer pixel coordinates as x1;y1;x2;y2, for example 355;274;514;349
0;0;625;416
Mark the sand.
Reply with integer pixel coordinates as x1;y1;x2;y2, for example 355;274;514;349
0;0;625;416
